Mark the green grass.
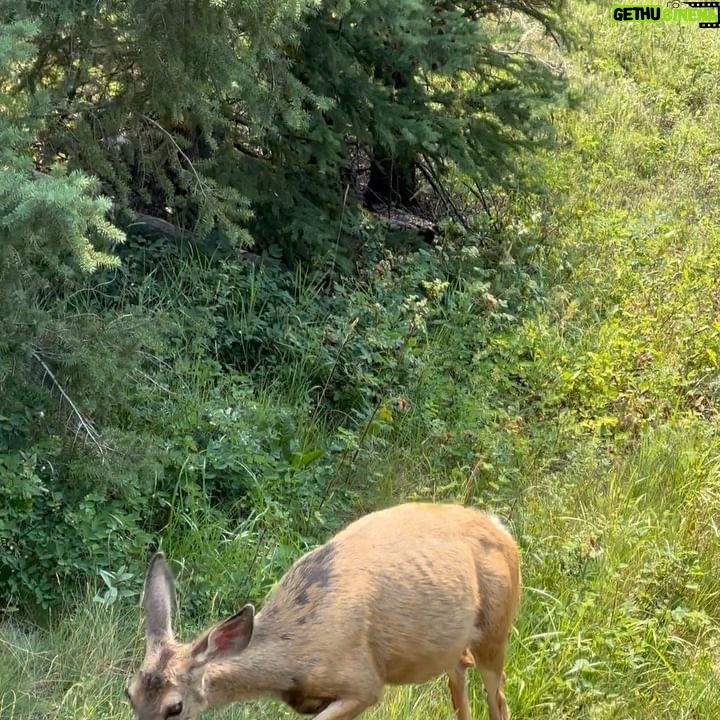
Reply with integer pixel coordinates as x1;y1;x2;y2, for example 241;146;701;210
3;423;718;720
0;603;139;720
3;3;720;719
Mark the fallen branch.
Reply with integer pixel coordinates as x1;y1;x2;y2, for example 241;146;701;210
126;211;188;242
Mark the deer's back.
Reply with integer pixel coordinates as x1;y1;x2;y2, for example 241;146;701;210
256;504;520;684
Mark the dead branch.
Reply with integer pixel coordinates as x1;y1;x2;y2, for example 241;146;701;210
141;114;207;197
31;349;108;460
417;156;471;232
127;211;189;241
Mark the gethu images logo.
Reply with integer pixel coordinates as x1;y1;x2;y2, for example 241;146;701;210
611;2;720;27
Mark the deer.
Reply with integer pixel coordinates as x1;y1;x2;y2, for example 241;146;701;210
126;502;522;720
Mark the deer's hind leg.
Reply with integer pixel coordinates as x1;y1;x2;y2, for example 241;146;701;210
447;651;474;720
472;643;510;720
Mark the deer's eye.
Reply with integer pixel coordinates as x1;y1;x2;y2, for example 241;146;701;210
166;701;183;718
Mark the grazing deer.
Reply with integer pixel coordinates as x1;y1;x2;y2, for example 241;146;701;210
126;502;521;720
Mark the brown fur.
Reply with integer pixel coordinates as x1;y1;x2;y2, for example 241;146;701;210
127;503;522;720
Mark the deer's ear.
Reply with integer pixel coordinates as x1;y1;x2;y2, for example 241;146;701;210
191;605;255;663
143;553;175;645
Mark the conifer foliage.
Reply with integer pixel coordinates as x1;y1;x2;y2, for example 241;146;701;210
0;9;124;383
3;0;563;266
292;0;565;219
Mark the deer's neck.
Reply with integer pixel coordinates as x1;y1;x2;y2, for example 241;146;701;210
203;618;300;707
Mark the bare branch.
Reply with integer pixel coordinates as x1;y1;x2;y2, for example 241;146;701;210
31;349;108;460
233;142;264;160
492;47;564;75
127;211;189;241
417;156;471;232
141;114;207;198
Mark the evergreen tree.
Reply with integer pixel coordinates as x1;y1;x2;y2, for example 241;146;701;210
239;0;567;261
0;9;123;371
295;0;565;212
3;0;565;268
11;0;324;247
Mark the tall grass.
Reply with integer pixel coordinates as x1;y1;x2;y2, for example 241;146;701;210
3;422;717;720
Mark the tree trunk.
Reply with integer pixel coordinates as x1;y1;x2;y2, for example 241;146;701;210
365;63;417;209
365;151;418;208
